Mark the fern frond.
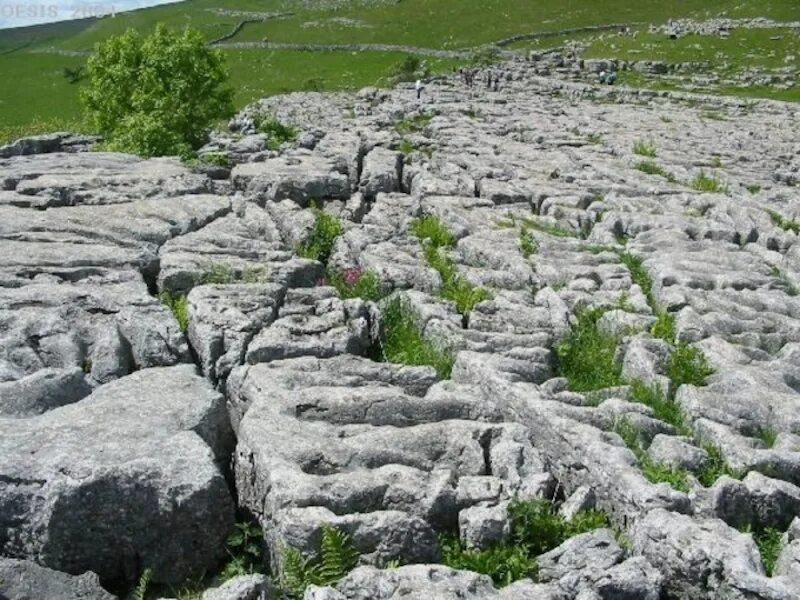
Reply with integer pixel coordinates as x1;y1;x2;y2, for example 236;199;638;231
133;568;152;600
281;547;314;600
318;525;359;585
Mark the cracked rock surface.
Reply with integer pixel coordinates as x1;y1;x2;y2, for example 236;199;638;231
1;57;800;599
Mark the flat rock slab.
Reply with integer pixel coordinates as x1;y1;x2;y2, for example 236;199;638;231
0;365;234;584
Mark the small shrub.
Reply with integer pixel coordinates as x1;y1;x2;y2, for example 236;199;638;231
199;151;231;168
380;296;454;379
160;291;189;333
398;139;416;156
329;268;386;302
633;140;657;157
586;133;603;144
635;161;677;182
619;252;654;306
746;184;762;195
629;381;689;435
519;227;538;258
220;521;264;581
440;269;492;315
82;25;233;157
753;527;783;576
691;171;728;194
63;65;85;84
297;209;344;265
470;46;502;67
439;538;537;587
556;308;622;392
667;343;714;387
281;525;359;599
255;116;298;150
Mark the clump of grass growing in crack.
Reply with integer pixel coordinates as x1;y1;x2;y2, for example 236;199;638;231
328;268;386;302
635;161;677;183
770;265;799;297
619;252;653;304
752;527;784;576
379;295;454;379
633;140;657;158
255;115;298;150
696;444;741;487
297;209;344;265
440;499;609;587
691;171;728;194
201;263;266;285
160;291;189;333
766;209;800;235
746;184;762;195
395;113;432;135
281;524;359;600
667;343;714;387
133;568;153;600
519;226;538;258
413;215;491;315
629;381;690;435
587;133;603;144
398;139;416;157
614;419;690;493
555;308;622;392
220;521;264;581
753;426;778;449
651;311;676;343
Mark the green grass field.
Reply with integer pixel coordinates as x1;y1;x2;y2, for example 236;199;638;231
0;0;798;143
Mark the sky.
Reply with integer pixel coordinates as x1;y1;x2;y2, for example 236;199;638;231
0;0;182;29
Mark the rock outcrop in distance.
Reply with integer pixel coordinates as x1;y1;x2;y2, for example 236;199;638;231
0;56;799;599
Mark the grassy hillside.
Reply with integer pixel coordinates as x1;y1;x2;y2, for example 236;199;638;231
0;0;797;143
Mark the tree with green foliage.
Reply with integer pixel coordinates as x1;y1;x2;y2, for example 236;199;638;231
81;24;234;157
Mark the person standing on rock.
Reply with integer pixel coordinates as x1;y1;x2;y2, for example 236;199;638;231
415;79;423;100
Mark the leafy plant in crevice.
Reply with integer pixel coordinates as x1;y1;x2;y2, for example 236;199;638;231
440;499;609;587
200;263;265;285
394;113;433;135
280;525;360;599
254;115;298;150
651;310;676;343
328;268;386;302
297;208;344;265
614;419;690;493
667;343;714;388
411;214;456;248
691;171;728;194
519;226;538;258
220;521;264;581
753;426;778;449
555;307;622;392
696;443;741;487
379;295;454;379
160;291;190;333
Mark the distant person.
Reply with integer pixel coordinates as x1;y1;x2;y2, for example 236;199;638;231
415;79;423;99
598;70;607;84
493;73;500;91
607;71;618;85
487;70;492;89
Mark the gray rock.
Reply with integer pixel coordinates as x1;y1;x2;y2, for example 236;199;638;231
559;486;596;521
538;529;625;584
360;147;401;200
0;558;115;600
743;471;800;530
647;434;709;471
0;366;235;584
0;367;91;417
458;502;510;550
201;574;275;600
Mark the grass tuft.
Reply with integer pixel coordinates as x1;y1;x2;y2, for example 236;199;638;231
633;140;657;157
519;226;538;258
380;296;454;379
629;381;689;435
753;527;783;576
555;308;622;392
696;444;741;487
651;311;676;343
691;171;728;194
766;209;800;235
395;114;433;135
329;268;386;302
411;215;456;248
